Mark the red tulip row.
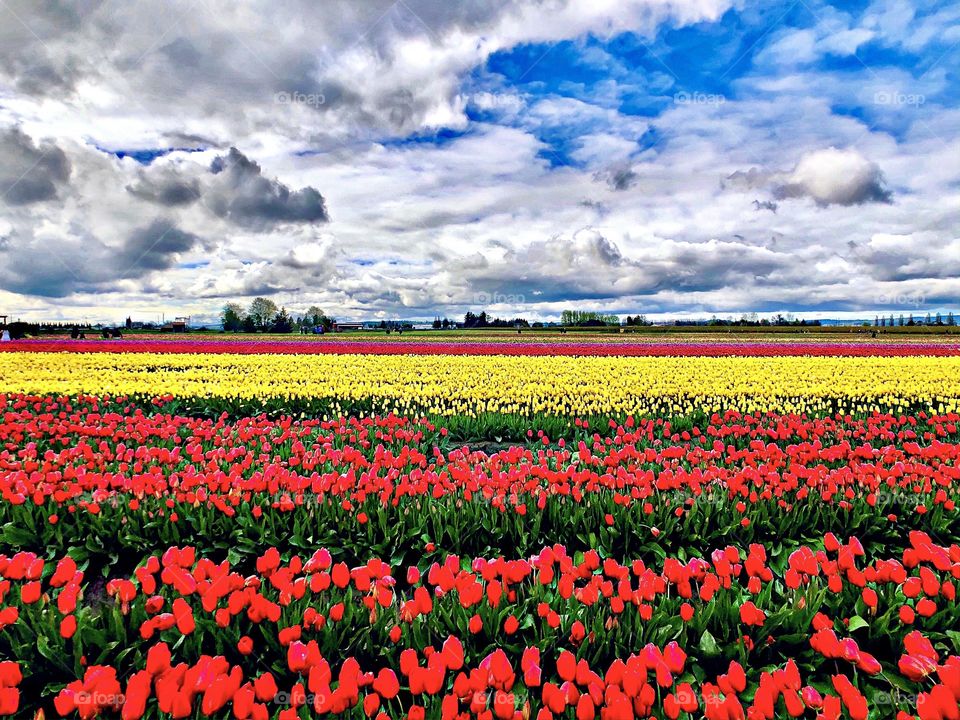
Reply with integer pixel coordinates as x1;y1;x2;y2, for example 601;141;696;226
2;339;958;356
1;532;959;718
3;396;958;511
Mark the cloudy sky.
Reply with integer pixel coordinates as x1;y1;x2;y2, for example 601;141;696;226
1;0;958;324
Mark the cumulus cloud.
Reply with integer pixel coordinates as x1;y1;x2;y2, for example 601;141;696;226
0;217;204;297
119;219;203;272
775;148;892;206
126;167;201;206
0;0;734;146
0;128;71;205
724;148;892;208
440;228;794;306
855;233;960;281
206;148;329;227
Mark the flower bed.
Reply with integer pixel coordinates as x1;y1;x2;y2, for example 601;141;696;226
0;396;958;717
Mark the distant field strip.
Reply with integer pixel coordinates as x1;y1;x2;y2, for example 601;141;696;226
2;352;959;417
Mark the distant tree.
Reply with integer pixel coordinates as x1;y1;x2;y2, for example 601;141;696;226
221;303;246;332
925;313;932;326
935;312;943;325
248;297;278;331
898;314;904;327
432;317;442;330
271;307;293;333
7;321;36;339
241;315;256;333
464;311;490;329
300;306;329;330
125;316;133;330
889;314;894;327
441;318;451;329
948;312;956;326
561;309;619;326
907;314;915;326
874;316;879;327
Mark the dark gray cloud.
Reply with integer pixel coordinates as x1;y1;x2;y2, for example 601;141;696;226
852;235;960;282
753;199;778;212
0;128;71;205
594;164;638;191
0;0;100;95
126;169;202;206
449;230;792;305
0;219;203;297
206;148;329;227
118;219;202;272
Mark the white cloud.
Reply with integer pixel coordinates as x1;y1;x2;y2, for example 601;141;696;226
777;147;892;206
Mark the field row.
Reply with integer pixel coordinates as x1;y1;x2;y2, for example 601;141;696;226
1;396;958;562
1;355;959;421
1;535;958;718
4;339;959;357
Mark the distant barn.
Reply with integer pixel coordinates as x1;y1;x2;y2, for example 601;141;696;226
160;316;190;333
332;321;363;332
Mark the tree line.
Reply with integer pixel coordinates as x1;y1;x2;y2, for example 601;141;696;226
874;312;955;327
221;298;333;333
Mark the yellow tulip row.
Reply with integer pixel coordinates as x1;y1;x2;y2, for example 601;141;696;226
1;352;958;417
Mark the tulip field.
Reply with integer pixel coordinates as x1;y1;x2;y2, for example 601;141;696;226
0;337;959;719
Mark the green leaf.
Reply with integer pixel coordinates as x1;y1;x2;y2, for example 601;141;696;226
1;524;36;546
848;616;870;632
699;630;721;658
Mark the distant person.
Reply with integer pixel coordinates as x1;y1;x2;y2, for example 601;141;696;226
0;328;9;342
